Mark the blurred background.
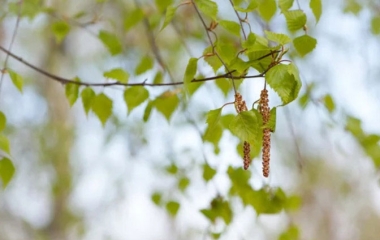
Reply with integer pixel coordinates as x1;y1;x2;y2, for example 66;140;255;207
0;0;380;239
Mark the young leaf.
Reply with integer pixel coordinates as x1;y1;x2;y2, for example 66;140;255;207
229;111;261;146
98;30;122;55
81;87;95;115
124;8;144;31
178;177;190;191
258;0;277;22
371;16;380;35
154;91;179;121
203;164;216;182
215;78;231;97
279;0;294;12
219;20;241;36
203;123;223;154
265;64;301;105
143;100;154;122
264;30;291;45
0;158;15;188
242;32;256;49
123;87;149;114
155;0;173;12
151;192;162;205
183;58;198;95
284;10;307;31
293;35;317;56
7;69;23;93
51;21;70;43
160;5;177;31
91;93;113;126
135;55;154;75
166;201;180;217
65;78;80;106
195;0;218;20
103;68;129;83
279;225;299;240
323;94;335;113
310;0;322;23
203;46;223;73
0;112;6;132
0;135;10;154
206;108;222;130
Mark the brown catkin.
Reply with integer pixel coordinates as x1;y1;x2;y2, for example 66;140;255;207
235;93;251;170
243;141;251;170
259;89;271;178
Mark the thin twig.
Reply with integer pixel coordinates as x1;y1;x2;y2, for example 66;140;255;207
134;0;175;82
284;107;303;171
191;0;237;94
0;0;23;100
0;45;267;88
229;0;247;40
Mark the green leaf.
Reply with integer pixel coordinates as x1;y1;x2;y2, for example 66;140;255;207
323;94;335;113
242;32;257;49
183;58;199;95
371;16;380;35
310;0;322;23
264;30;291;45
234;0;258;12
98;30;122;55
143;100;154;122
219;20;241;36
206;108;222;129
229;111;261;146
178;177;190;191
160;5;177;31
151;192;162;205
293;35;317;56
203;46;223;73
51;21;70;43
258;0;277;22
155;0;173;12
279;225;299;240
124;8;144;31
0;135;10;154
103;68;129;83
124;87;149;114
166;164;178;174
8;69;23;93
279;0;294;12
0;112;6;132
91;93;113;126
203;164;216;182
343;0;362;15
265;64;301;105
154;91;179;121
0;158;15;188
135;55;154;75
284;10;307;31
215;78;231;96
153;71;163;84
81;87;95;115
65;78;80;106
201;197;233;224
216;40;236;65
203;123;223;154
195;0;218;20
166;201;180;216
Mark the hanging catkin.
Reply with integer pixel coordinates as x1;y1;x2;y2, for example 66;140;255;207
234;93;251;170
259;89;271;177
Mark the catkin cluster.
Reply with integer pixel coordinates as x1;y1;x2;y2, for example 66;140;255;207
259;89;271;178
234;93;251;170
